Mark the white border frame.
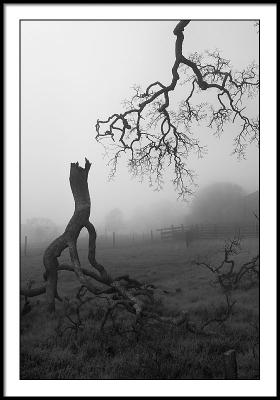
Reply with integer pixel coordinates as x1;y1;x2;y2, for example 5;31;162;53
4;4;277;397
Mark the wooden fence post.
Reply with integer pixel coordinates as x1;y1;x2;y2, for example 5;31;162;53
223;349;238;379
24;235;27;256
113;232;116;248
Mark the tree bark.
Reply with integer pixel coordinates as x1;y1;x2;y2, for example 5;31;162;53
43;158;98;312
22;159;144;315
21;159;188;327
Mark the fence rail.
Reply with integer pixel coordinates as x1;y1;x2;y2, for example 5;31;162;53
157;223;259;241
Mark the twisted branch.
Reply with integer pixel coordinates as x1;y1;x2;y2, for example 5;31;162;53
21;160;178;325
95;20;259;198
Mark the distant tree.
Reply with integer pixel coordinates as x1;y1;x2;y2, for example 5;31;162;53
128;200;186;232
104;208;125;233
189;182;245;224
23;217;59;243
96;20;259;198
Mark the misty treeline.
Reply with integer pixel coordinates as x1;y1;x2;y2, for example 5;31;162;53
101;182;258;234
186;182;259;226
22;182;259;243
21;218;60;244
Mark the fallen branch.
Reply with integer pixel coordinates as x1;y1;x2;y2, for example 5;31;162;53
21;159;181;328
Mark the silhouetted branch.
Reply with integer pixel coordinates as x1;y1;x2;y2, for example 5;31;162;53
96;20;259;197
194;235;259;291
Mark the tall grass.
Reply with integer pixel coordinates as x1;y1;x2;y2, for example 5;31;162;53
20;238;259;379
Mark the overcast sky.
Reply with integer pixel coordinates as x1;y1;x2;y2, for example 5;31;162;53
21;20;259;229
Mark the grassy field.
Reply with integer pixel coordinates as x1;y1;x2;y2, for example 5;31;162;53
20;236;259;379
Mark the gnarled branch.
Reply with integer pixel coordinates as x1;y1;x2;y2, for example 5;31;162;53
21;160;159;321
95;20;259;198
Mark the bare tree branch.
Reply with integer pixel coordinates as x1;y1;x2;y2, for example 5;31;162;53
95;20;259;198
194;235;259;291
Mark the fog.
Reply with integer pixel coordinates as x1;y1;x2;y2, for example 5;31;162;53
21;20;259;234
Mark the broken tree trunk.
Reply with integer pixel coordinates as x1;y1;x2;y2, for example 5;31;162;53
42;159;89;311
21;159;188;328
42;158;112;312
22;159;140;314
